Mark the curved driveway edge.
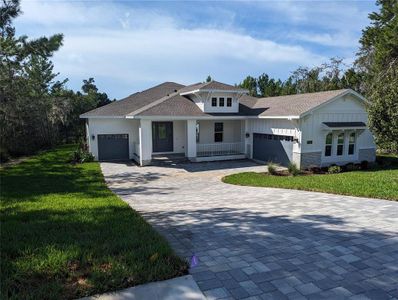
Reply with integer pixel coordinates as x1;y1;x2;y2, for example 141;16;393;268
101;160;398;300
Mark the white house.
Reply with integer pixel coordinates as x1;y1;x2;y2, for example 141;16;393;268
80;81;376;169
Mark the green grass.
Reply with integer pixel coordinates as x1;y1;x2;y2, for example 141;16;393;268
223;157;398;201
0;145;187;300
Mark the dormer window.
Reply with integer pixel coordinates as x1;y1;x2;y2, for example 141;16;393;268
211;97;217;107
227;97;232;107
219;97;225;107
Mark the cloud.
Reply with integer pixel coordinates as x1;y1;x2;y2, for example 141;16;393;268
15;0;372;98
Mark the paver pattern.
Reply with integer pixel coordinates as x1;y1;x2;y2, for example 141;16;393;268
101;160;398;300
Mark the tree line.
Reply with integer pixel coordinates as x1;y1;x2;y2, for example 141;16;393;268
0;0;114;160
1;0;397;160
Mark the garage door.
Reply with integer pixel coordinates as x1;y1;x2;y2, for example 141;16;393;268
253;133;293;166
98;134;129;161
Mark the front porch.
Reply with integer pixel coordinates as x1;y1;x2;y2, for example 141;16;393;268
134;118;247;166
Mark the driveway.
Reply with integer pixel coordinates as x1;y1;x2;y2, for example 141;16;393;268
101;160;398;300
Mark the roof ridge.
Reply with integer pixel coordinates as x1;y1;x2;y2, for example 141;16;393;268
127;91;180;116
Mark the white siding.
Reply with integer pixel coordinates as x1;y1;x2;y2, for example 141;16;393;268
173;120;186;153
87;118;140;160
300;94;376;165
191;91;240;113
197;120;242;144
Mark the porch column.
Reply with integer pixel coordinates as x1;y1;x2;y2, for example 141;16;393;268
186;119;197;161
139;119;152;166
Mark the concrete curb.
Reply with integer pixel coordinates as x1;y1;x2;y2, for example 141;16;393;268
80;275;205;300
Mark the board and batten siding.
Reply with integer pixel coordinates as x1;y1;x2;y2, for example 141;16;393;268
87;118;140;160
299;94;376;166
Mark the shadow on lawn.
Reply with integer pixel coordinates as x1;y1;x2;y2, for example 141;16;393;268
141;207;398;298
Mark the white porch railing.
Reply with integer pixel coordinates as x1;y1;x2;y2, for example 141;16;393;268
197;142;244;157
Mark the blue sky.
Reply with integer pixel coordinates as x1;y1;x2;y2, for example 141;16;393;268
16;0;376;99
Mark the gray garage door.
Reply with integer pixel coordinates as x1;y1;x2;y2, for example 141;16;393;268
253;133;294;166
98;134;129;161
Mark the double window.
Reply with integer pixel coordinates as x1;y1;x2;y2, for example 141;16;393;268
214;122;223;142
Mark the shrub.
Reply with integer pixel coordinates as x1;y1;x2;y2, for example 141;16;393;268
70;143;94;164
328;165;342;174
288;162;300;176
267;162;277;175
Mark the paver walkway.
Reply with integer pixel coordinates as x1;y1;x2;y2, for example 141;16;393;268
101;160;398;300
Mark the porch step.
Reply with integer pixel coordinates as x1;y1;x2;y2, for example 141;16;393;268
151;154;189;166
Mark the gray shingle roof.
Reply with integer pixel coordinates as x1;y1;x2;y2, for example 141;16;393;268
81;81;353;119
80;82;184;117
252;89;349;117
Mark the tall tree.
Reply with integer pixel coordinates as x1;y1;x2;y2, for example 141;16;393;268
356;0;398;152
239;75;257;96
0;0;64;155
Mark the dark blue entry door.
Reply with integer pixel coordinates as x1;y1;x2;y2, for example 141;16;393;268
152;122;173;152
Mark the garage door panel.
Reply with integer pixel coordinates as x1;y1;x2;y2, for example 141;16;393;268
253;133;293;166
98;134;129;161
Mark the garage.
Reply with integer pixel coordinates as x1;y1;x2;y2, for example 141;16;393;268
98;134;129;161
253;133;293;166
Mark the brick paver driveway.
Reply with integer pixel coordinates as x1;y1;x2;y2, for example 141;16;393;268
101;160;398;300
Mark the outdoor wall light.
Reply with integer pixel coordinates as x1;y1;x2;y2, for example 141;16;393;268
91;135;95;140
245;133;250;138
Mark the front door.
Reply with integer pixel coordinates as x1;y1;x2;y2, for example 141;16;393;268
152;122;173;152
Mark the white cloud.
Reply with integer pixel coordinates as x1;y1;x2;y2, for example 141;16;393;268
18;0;368;98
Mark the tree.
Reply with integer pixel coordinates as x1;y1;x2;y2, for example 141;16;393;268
205;75;212;82
239;75;257;96
0;0;64;156
356;0;398;152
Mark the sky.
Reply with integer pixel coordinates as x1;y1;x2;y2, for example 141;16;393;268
15;0;376;99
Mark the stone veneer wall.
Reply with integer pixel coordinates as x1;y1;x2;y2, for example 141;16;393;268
358;148;376;162
300;151;322;169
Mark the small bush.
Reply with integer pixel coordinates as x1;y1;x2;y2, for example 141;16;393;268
328;165;342;174
267;162;277;175
70;143;94;164
288;162;300;176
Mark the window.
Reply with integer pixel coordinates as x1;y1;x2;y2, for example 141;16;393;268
227;97;232;107
211;97;217;107
307;140;313;144
219;97;225;107
325;133;333;156
337;133;344;156
348;132;355;155
214;122;223;142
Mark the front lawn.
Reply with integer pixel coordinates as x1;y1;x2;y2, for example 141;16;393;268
0;145;187;299
223;157;398;201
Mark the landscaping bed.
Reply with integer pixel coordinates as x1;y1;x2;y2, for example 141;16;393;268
223;156;398;201
0;145;188;299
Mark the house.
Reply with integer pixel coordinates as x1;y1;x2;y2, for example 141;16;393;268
80;81;376;169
